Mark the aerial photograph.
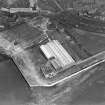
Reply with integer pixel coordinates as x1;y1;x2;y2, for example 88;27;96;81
0;0;105;105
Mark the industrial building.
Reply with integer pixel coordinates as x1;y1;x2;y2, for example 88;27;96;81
40;40;75;78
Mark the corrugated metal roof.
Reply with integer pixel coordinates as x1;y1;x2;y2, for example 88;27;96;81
40;40;75;69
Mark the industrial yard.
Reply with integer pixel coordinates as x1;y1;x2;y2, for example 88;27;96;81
0;0;105;105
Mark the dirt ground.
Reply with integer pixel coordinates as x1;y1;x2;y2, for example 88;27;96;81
0;31;105;105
